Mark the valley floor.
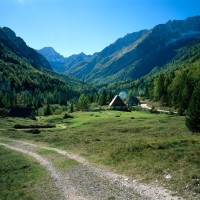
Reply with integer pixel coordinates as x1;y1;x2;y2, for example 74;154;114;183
0;110;199;199
0;139;182;200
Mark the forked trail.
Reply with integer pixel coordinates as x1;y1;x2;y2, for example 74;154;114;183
0;139;183;200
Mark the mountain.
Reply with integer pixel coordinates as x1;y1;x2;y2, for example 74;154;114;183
37;47;65;72
37;47;91;73
0;27;51;70
64;29;148;81
0;27;83;110
37;47;65;62
64;52;91;72
64;16;200;84
105;37;200;113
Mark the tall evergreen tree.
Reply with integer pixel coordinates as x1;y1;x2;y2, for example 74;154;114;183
153;73;165;101
98;90;107;105
70;103;74;113
44;104;52;116
186;83;200;132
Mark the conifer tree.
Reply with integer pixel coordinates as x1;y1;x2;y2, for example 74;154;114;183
70;103;74;113
186;83;200;132
44;104;52;116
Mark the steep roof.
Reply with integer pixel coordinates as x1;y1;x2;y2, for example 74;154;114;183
109;95;126;107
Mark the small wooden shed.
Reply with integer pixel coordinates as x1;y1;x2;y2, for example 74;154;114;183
9;107;35;119
109;95;128;111
127;95;140;107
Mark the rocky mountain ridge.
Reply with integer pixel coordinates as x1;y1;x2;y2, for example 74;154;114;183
0;27;51;70
64;16;200;84
37;47;91;73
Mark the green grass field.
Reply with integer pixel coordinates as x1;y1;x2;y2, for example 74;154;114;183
0;146;59;200
0;110;200;198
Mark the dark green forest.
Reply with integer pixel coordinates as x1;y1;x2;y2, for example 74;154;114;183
0;44;79;110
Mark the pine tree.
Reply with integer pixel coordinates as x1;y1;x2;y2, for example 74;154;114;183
186;83;200;132
44;104;52;116
70;103;74;113
153;73;165;101
98;90;107;105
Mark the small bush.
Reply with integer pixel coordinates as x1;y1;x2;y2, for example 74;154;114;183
27;129;41;134
131;106;143;111
14;124;55;129
63;113;73;119
150;107;159;114
0;108;9;116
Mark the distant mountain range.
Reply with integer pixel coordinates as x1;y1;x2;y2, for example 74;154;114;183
37;47;91;73
38;16;200;84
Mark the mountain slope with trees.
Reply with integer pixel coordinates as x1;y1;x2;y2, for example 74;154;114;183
0;27;84;111
64;16;200;84
104;38;200;116
64;29;148;81
0;27;52;70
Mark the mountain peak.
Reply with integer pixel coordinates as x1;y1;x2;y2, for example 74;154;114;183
37;47;92;73
37;47;65;64
0;27;52;70
39;47;58;54
3;27;17;39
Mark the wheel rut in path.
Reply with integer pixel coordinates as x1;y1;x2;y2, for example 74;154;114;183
0;139;184;200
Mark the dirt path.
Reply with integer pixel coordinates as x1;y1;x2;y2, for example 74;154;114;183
140;104;178;114
140;104;151;110
0;139;183;200
0;142;86;200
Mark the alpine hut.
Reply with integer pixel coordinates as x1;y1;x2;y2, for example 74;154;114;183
109;95;128;111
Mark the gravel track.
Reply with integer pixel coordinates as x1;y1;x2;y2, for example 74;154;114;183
0;139;183;200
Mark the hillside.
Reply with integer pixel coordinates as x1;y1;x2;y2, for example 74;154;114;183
0;27;82;110
105;37;200;113
0;27;51;70
64;16;200;84
37;47;91;73
64;29;148;81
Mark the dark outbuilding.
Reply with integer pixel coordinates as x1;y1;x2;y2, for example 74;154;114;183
9;107;35;119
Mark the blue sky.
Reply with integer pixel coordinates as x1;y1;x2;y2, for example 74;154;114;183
0;0;200;57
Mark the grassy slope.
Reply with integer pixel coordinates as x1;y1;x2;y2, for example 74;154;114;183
0;110;200;198
0;146;59;200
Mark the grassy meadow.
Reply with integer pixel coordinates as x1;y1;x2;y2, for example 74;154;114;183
0;110;200;198
0;146;60;200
